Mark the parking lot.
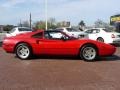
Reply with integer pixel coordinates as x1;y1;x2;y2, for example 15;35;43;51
0;45;120;90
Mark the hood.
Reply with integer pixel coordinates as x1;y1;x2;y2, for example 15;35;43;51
76;38;115;48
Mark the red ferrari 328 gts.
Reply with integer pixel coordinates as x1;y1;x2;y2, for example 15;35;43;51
2;30;116;61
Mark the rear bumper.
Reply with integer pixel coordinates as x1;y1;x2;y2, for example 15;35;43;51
2;44;14;53
112;40;120;44
110;38;120;44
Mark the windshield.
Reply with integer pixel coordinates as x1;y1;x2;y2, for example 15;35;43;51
66;28;80;32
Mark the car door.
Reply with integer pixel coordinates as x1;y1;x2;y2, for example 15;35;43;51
40;31;67;55
60;39;79;55
42;31;79;55
49;31;79;55
31;31;66;55
32;31;78;55
87;29;99;40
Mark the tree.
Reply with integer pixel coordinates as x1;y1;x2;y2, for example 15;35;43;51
18;21;30;27
94;19;110;28
34;21;46;30
79;20;85;26
78;20;86;31
48;18;57;29
34;19;57;30
3;25;14;32
48;18;56;26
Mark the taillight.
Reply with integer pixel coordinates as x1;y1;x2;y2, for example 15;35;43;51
111;34;115;38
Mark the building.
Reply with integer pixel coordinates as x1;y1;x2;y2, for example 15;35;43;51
110;14;120;25
110;14;120;32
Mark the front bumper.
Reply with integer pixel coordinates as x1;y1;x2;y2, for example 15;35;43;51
112;40;120;44
99;43;116;56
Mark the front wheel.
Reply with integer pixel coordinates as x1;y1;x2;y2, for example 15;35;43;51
80;45;98;61
15;43;32;60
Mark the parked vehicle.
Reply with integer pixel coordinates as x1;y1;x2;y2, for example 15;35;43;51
85;28;120;44
2;30;116;61
56;27;88;38
6;27;33;37
0;32;6;42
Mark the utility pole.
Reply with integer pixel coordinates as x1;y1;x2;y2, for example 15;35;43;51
29;13;32;29
20;19;22;27
45;0;48;30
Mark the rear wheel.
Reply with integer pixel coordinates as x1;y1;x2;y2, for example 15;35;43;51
97;37;104;42
80;45;98;61
15;43;32;60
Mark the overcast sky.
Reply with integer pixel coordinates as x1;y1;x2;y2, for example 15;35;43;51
0;0;120;25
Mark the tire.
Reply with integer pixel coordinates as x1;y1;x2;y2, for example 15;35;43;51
97;37;104;42
80;44;98;62
15;43;32;60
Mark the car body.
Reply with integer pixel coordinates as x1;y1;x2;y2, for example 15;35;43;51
56;27;88;38
6;27;33;37
85;28;120;44
2;30;116;61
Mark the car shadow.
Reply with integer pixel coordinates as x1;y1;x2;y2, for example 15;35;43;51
0;42;2;47
18;55;120;62
112;44;120;47
97;55;120;62
30;55;80;61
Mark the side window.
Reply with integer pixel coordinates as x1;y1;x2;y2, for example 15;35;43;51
59;29;64;31
92;29;100;33
44;31;69;40
56;29;64;32
32;32;43;38
92;30;97;33
18;28;25;31
96;29;100;33
50;32;62;38
85;30;92;33
44;32;51;39
18;28;32;32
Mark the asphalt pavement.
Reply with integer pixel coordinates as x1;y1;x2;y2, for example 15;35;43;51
0;46;120;90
